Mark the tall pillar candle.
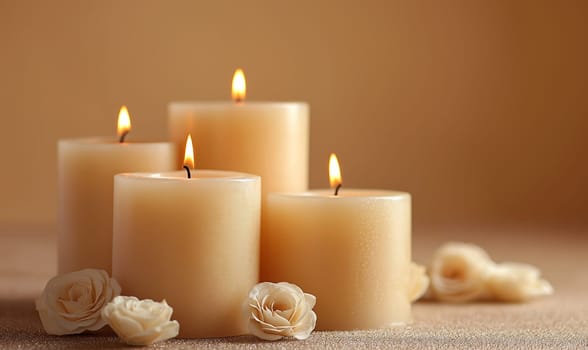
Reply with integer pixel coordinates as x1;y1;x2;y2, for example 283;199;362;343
112;169;261;338
58;106;176;274
167;69;309;198
263;155;412;330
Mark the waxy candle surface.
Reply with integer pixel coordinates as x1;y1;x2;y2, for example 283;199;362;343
112;170;261;338
58;138;176;274
263;190;412;330
168;102;309;197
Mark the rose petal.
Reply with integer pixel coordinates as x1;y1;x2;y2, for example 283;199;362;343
108;310;145;336
124;320;179;346
292;310;316;340
487;262;554;302
248;319;283;341
409;262;430;302
262;308;290;327
303;293;316;309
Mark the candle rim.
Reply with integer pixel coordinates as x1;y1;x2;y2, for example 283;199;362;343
58;137;174;147
168;101;309;111
115;169;260;183
268;189;410;200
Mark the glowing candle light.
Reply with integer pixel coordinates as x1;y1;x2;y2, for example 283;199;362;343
231;68;246;103
117;105;131;143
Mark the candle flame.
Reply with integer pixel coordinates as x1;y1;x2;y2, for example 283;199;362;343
117;105;131;140
232;68;246;103
329;153;342;189
184;134;195;169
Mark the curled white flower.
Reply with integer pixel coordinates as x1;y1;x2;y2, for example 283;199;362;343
429;242;495;302
35;269;121;335
244;282;317;341
487;262;554;302
409;262;430;302
101;296;179;346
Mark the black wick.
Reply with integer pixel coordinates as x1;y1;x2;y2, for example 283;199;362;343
183;165;192;179
118;131;129;143
334;183;342;196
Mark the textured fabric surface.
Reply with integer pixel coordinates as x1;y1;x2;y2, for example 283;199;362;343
1;228;587;349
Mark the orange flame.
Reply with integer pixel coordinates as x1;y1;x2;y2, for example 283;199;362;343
184;134;195;169
232;68;246;103
329;153;342;189
117;105;131;140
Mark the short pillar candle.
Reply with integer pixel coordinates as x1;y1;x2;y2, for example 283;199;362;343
263;154;412;330
112;136;261;338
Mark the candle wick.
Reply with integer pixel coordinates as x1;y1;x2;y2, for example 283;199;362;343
119;131;129;143
334;184;342;196
183;165;192;179
234;98;243;104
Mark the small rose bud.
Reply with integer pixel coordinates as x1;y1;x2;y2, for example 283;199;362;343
101;296;179;346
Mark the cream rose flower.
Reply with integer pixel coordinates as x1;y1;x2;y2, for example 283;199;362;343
244;282;317;341
486;262;554;302
35;268;121;335
101;296;179;346
409;262;430;302
429;242;495;302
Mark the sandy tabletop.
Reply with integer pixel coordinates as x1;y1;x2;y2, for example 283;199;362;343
1;227;587;349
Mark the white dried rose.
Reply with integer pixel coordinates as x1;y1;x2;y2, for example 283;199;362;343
244;282;317;341
409;262;430;302
429;242;495;302
486;262;554;302
101;296;179;346
35;269;121;335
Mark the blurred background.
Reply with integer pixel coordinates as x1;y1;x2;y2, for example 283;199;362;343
1;0;587;233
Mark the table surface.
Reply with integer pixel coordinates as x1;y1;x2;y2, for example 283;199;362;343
1;226;587;349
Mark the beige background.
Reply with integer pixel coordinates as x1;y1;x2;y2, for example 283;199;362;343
1;0;587;231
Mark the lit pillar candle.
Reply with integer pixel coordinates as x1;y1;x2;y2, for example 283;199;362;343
263;154;412;330
112;135;261;338
168;69;309;198
58;106;176;274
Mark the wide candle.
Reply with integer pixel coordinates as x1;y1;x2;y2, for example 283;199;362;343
58;106;176;274
168;69;309;198
112;135;261;338
263;154;412;330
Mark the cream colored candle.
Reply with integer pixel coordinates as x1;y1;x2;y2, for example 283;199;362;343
58;106;176;274
112;137;261;338
263;155;412;330
167;69;309;197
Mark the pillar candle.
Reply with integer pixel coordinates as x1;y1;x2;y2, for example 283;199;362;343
167;69;309;198
263;155;412;330
58;107;176;274
112;169;261;338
